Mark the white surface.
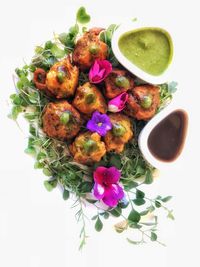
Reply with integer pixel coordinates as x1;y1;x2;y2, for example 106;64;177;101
0;0;200;266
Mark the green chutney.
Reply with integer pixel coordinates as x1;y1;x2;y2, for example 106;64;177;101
118;27;173;76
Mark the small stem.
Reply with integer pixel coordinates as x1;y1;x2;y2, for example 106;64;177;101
127;192;134;210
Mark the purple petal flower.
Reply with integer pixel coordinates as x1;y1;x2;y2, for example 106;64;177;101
103;184;124;207
108;92;128;112
86;111;112;136
93;182;105;199
92;166;124;207
89;60;112;84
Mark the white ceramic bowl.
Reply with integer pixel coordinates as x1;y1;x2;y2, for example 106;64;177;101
111;20;174;84
138;100;188;169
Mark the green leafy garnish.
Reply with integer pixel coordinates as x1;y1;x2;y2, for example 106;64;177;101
76;7;91;24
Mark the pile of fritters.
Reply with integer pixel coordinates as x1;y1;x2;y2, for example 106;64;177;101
33;28;160;165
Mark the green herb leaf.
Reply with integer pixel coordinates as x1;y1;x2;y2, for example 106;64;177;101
34;161;44;169
43;168;52;177
44;179;57;192
128;210;141;223
76;7;91;24
63;189;70;200
136;189;145;199
51;44;66;58
150;232;157;241
127;238;142;245
9;106;23;120
109;206;122;217
79;181;93;193
167;210;175;220
155;200;162;208
95;217;103;232
133;198;146;206
145;169;153;184
103;212;109;219
161;196;173;203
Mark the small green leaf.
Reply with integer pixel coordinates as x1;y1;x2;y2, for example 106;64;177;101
128;210;141;223
127;238;142;245
29;125;37;136
140;210;149;216
136;189;145;199
43;168;52;177
103;212;109;219
95;217;103;232
133;198;146;206
44;40;53;50
155;200;162;208
76;7;91;24
109;207;122;217
44;180;57;192
161;196;173;203
9;106;23;120
37;152;46;161
129;222;142;229
63;189;70;200
151;232;157;241
24;147;36;155
167;210;175;220
145;169;153;184
124;181;138;190
34;161;44;169
51;44;66;58
86;199;97;204
79;181;93;193
92;215;98;220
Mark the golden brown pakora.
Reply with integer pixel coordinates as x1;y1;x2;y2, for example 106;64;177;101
104;69;134;99
42;100;81;140
124;85;160;121
72;28;108;70
72;82;107;115
104;114;133;153
70;132;106;164
45;56;79;99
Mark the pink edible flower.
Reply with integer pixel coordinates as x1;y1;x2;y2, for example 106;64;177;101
89;60;112;84
108;92;128;112
93;166;124;207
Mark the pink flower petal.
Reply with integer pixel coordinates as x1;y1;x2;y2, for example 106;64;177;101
102;184;124;207
108;92;129;112
93;166;107;184
93;182;105;200
89;59;112;84
104;167;121;184
93;60;100;74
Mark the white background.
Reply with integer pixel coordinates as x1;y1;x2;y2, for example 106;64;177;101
0;0;200;266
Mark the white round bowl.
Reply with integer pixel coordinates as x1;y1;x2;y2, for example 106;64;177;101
138;100;189;169
111;20;175;84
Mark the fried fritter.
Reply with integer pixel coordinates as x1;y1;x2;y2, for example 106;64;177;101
42;100;81;140
72;82;107;115
70;131;106;164
124;85;160;120
104;114;133;153
46;56;79;99
73;28;108;70
104;69;134;99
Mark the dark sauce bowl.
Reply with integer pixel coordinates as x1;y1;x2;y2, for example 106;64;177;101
138;102;188;169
